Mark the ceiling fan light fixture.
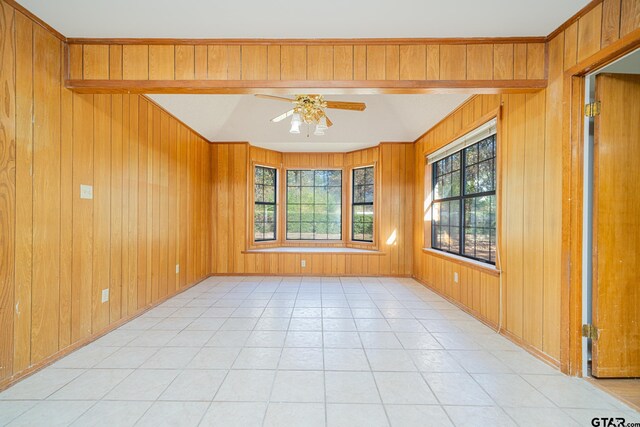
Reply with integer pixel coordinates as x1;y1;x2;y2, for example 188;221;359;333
291;113;302;126
317;116;328;131
290;121;301;134
314;125;325;136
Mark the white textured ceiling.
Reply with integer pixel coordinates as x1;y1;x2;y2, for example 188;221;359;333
147;94;469;152
19;0;587;38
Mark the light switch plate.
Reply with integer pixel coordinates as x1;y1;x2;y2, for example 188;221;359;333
101;289;109;303
454;272;459;283
80;184;93;200
176;264;180;274
301;260;306;268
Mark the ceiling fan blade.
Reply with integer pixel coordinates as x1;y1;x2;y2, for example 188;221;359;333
271;109;294;123
325;101;366;111
255;94;296;103
324;114;333;127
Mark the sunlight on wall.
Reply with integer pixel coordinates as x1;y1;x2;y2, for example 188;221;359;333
386;229;397;245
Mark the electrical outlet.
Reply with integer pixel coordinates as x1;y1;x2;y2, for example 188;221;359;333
101;289;109;303
301;259;306;268
454;272;459;283
176;264;180;274
80;184;93;200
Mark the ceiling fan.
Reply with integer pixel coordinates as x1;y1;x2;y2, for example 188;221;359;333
255;94;366;136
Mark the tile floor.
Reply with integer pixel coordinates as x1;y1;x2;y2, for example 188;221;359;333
1;276;638;426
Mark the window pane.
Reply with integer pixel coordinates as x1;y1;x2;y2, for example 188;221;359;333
301;171;315;186
328;171;342;187
288;170;300;186
301;187;314;204
363;205;374;223
287;204;300;222
364;185;374;203
351;166;374;242
300;204;313;222
288;187;300;204
329;187;342;204
287;169;343;240
431;133;496;263
254;166;277;241
314;170;328;186
463;195;496;263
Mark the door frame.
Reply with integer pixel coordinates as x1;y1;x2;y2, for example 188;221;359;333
561;29;640;376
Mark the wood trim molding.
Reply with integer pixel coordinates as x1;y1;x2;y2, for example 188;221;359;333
421;248;501;277
66;36;547;46
65;79;548;94
500;328;562;369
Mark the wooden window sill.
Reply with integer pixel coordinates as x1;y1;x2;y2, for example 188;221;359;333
422;247;501;276
243;247;385;255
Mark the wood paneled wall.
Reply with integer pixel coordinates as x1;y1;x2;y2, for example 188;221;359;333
413;0;640;366
67;41;546;83
0;0;211;385
210;143;414;276
414;93;561;363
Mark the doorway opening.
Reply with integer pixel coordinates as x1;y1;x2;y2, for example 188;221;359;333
582;47;640;410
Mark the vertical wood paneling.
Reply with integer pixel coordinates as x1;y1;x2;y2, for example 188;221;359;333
211;144;410;276
110;95;123;322
353;45;367;80
0;1;214;383
281;45;307;80
194;45;207;79
59;53;73;348
399;45;425;80
227;45;241;80
514;44;527;79
564;22;579;70
522;91;545;349
439;45;466;80
620;0;640;36
601;0;622;47
13;10;31;374
267;45;281;80
307;46;334;80
122;45;148;80
175;45;194;80
493;44;514;80
426;45;440;80
385;45;399;80
542;34;564;360
527;43;545;80
366;45;386;80
577;3;603;62
83;44;109;80
333;45;353;80
71;93;93;342
109;45;122;80
466;44;493;80
241;45;267;80
68;44;83;80
0;0;15;379
92;94;111;332
149;45;175;80
208;45;228;80
31;26;61;363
